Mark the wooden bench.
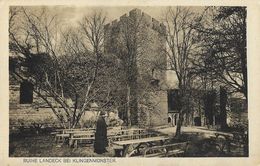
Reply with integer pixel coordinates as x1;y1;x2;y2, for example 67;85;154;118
69;131;95;148
143;142;189;157
68;130;118;148
55;133;70;143
54;128;94;144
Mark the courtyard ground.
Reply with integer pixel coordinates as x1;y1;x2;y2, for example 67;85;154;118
9;126;248;157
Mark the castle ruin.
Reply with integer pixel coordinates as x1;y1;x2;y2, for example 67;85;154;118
104;8;168;127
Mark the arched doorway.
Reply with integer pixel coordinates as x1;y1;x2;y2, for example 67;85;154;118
168;117;172;123
194;117;201;126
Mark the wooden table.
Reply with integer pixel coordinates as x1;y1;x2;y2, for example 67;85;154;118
111;136;170;157
108;128;146;136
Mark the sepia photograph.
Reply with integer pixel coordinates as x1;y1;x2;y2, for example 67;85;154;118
8;5;248;158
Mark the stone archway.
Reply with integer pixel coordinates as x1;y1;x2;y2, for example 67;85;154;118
168;117;172;123
168;113;179;126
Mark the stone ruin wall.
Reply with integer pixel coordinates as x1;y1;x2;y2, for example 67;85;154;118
104;9;168;127
9;84;61;128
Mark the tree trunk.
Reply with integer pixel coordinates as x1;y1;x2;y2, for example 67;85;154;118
175;110;184;138
175;88;184;138
220;86;228;130
203;90;216;126
126;84;131;127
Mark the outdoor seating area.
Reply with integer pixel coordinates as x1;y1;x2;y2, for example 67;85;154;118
9;126;249;157
52;127;165;149
41;125;250;156
50;127;187;156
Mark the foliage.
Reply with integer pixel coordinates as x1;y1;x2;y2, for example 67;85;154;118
193;7;247;99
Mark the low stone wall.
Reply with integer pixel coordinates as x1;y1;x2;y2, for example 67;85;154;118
9;107;61;128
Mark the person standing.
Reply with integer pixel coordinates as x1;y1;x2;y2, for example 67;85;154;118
94;111;108;154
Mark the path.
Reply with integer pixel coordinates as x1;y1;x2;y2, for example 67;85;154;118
157;126;232;138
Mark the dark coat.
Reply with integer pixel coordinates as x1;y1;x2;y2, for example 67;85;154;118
94;116;108;154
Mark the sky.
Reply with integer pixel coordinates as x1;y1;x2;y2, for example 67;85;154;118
27;6;204;26
58;6;166;23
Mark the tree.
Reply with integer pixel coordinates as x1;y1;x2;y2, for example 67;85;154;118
194;7;247;100
9;7;72;128
9;7;117;128
219;86;228;129
164;7;199;137
203;90;217;126
112;13;141;126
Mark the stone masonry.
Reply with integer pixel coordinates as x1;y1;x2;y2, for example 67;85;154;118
104;8;168;127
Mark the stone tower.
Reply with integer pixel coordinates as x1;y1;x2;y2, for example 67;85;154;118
104;8;168;127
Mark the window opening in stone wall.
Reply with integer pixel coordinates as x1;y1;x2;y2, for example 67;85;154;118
20;81;33;104
151;68;160;86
